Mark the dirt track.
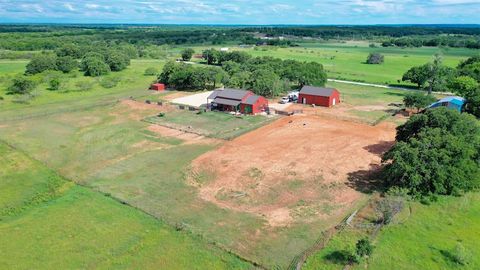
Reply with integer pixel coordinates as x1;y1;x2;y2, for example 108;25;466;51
191;115;396;226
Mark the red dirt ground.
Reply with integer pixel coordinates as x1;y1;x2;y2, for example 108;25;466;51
191;115;396;227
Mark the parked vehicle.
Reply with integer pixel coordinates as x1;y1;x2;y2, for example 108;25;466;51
280;97;290;104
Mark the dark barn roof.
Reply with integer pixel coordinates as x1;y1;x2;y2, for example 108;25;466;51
213;98;241;106
300;86;337;97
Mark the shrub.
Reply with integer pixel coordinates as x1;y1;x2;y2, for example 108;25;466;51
48;78;61;91
355;238;374;259
451;243;472;266
144;67;158;76
366;53;384;64
0;96;4;100
7;76;37;95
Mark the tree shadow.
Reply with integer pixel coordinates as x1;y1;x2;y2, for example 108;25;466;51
346;141;394;194
387;83;419;89
363;141;394;155
324;250;354;264
346;166;384;194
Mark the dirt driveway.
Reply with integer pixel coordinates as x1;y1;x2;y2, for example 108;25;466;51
171;91;213;108
190;115;396;227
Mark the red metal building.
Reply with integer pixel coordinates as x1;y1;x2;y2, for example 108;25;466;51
150;83;165;91
298;86;340;107
207;88;269;114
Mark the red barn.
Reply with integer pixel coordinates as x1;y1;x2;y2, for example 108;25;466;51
207;88;268;115
298;86;340;107
150;83;165;91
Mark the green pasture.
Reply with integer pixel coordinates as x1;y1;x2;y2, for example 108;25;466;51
0;59;164;114
0;143;251;270
245;43;477;85
145;110;276;139
303;193;480;270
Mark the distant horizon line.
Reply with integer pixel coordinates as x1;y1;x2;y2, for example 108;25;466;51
0;23;479;27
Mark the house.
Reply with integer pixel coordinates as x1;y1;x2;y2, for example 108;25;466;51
150;83;165;91
298;86;340;107
428;96;465;112
207;88;268;115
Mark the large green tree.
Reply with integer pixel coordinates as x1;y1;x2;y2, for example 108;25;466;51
25;54;57;75
55;56;78;73
403;92;436;112
105;51;130;72
383;107;480;197
181;48;195;61
81;54;110;77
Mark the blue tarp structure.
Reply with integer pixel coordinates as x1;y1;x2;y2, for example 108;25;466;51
428;96;466;112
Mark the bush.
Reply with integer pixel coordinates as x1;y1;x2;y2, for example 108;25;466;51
0;96;4;100
144;67;158;76
25;54;57;75
451;243;472;266
7;76;37;95
355;238;374;259
48;78;61;91
366;53;384;64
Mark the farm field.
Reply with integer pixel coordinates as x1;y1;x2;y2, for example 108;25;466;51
0;29;478;269
0;83;399;267
0;142;252;270
243;42;477;85
303;192;480;270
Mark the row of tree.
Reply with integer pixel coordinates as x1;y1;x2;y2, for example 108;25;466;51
25;47;131;77
402;55;480;117
382;36;480;49
159;53;327;97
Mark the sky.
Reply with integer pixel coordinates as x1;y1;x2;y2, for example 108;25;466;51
0;0;479;25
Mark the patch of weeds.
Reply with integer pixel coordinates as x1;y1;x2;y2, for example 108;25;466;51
246;167;264;181
287;179;304;190
442;243;472;266
189;168;216;187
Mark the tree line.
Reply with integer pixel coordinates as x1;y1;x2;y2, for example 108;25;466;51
402;55;480;117
159;49;327;98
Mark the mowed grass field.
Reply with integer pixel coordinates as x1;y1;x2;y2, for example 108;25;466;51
242;42;478;85
303;193;480;270
0;142;252;270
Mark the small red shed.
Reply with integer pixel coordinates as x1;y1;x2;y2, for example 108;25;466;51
298;86;340;107
150;83;165;91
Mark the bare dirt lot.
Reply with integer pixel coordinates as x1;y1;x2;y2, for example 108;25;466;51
191;115;396;227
